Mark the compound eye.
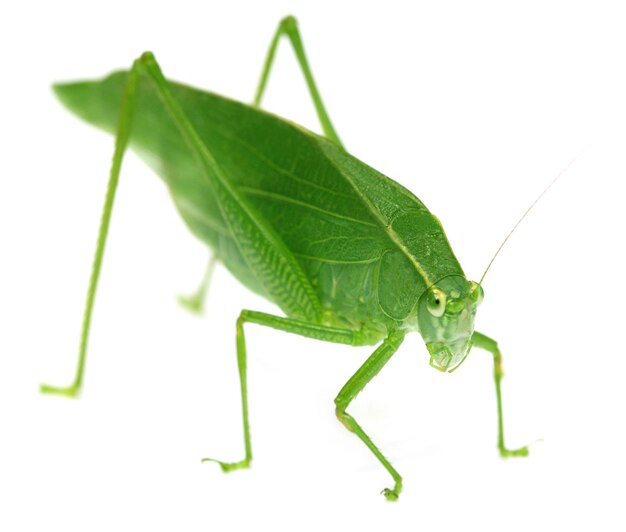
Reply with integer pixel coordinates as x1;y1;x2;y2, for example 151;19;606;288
426;287;447;317
469;281;484;306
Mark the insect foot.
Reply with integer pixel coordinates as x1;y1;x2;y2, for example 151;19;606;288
499;446;529;458
201;457;251;473
177;258;215;315
381;483;402;502
177;293;204;315
40;383;80;398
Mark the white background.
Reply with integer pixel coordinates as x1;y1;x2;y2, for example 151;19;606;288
2;1;626;530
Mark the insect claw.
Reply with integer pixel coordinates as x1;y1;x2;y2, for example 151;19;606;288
381;487;400;502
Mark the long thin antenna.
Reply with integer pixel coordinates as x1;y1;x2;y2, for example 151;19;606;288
479;150;585;284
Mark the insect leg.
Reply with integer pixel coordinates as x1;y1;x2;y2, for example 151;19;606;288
254;15;343;147
177;253;216;314
472;331;530;457
334;332;405;501
40;59;142;398
201;310;405;500
202;309;358;472
140;52;321;323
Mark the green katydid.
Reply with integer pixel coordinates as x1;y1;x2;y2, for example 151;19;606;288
41;15;530;501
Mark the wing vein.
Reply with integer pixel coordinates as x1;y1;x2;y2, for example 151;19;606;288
239;187;378;227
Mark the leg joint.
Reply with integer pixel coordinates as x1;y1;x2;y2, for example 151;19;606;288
493;349;504;378
334;404;354;432
280;15;297;31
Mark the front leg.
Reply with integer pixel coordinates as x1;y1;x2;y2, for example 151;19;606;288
334;332;405;501
472;331;529;457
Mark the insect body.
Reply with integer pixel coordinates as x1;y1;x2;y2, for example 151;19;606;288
42;16;529;500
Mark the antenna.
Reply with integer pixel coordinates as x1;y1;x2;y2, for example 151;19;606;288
479;151;585;285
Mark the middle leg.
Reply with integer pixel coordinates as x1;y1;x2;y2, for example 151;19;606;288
202;309;360;472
